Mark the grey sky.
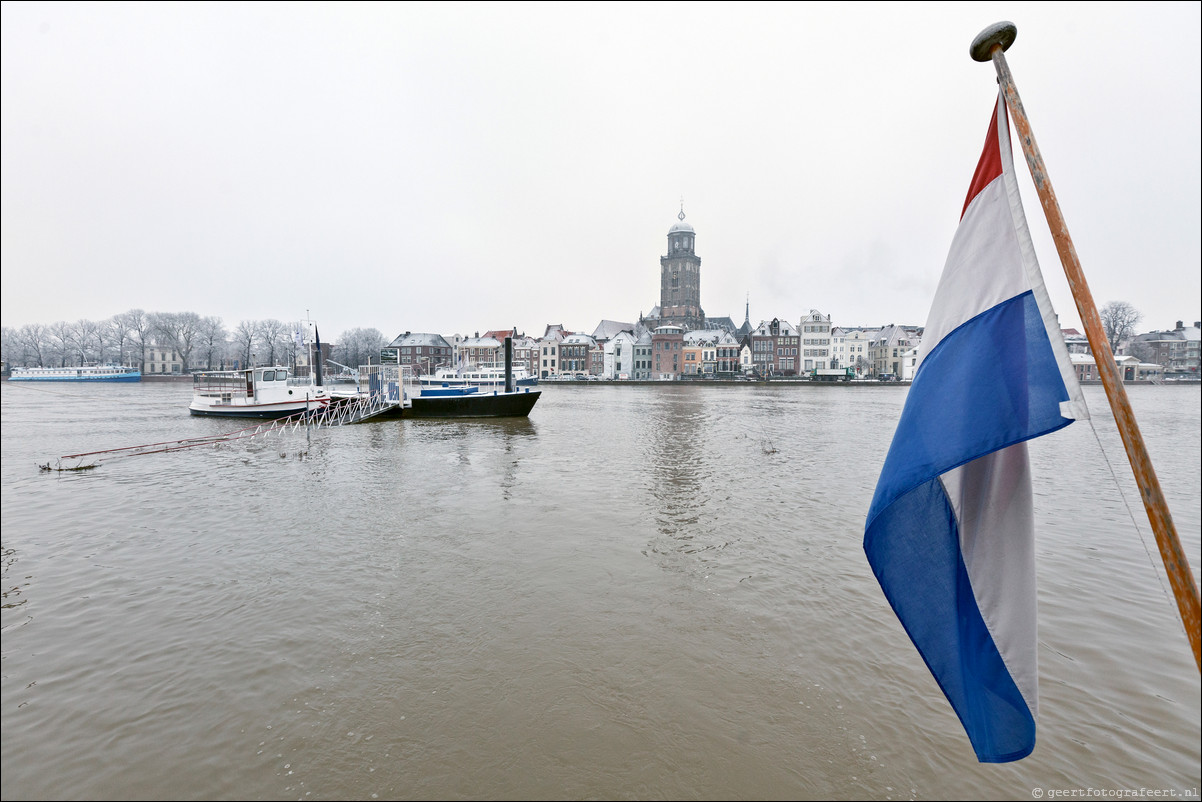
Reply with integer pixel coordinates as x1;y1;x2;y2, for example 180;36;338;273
2;1;1199;343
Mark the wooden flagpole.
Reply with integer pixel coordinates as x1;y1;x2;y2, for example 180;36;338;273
968;22;1200;671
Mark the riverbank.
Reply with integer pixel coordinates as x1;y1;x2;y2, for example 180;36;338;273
6;374;1196;387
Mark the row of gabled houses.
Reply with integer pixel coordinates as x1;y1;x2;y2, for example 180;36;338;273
383;313;1197;383
383;311;925;381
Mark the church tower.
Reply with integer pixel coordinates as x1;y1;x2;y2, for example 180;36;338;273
658;206;705;331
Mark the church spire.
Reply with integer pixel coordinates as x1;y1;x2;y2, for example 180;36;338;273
659;202;703;331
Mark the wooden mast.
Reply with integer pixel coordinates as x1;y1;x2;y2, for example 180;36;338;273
970;21;1200;671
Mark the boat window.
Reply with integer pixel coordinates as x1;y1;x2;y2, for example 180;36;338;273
262;370;275;381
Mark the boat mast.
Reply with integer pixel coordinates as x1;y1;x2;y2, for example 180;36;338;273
299;312;323;387
971;21;1200;670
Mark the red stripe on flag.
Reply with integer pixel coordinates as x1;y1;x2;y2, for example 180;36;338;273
962;101;1003;220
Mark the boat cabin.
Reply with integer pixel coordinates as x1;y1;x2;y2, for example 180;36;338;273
192;367;310;401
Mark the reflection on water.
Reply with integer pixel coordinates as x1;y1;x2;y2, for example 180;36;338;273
0;381;1198;800
643;387;725;562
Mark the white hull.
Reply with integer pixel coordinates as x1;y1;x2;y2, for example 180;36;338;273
190;366;331;418
188;396;331;418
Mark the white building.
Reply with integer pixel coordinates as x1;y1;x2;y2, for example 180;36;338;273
870;324;921;378
1070;353;1164;383
633;330;654;380
603;330;638;379
901;346;919;381
799;309;833;371
834;327;878;375
143;341;182;374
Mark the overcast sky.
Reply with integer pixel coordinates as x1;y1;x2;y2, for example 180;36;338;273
2;1;1199;344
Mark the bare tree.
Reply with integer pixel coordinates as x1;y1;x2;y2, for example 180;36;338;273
232;320;259;368
61;321;86;364
1100;301;1142;354
46;321;74;366
105;316;133;367
335;328;386;369
256;319;289;366
195;316;228;370
73;319;103;364
0;326;35;367
280;322;306;369
16;323;49;366
152;311;203;372
115;309;152;370
0;327;14;367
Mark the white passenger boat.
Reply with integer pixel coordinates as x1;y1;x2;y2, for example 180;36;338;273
189;366;331;418
8;364;141;382
419;364;538;389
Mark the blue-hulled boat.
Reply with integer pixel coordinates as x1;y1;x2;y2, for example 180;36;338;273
8;364;142;382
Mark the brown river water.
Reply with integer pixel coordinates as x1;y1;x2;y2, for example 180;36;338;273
1;380;1198;800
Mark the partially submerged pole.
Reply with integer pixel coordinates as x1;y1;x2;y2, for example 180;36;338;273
971;21;1200;670
313;325;324;387
504;337;514;393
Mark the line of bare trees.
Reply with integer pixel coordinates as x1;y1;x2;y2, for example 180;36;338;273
1;310;386;374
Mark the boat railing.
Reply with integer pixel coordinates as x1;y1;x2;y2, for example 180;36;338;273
192;372;249;396
356;363;413;405
192;368;324;393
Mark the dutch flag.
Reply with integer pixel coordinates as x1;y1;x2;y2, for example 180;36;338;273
863;90;1087;763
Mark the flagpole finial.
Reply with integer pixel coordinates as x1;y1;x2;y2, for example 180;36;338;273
970;21;1017;62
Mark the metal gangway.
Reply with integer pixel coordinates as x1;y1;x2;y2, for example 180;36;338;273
49;367;413;469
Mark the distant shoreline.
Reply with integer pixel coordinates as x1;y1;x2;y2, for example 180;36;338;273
2;375;1194;387
536;378;1192;387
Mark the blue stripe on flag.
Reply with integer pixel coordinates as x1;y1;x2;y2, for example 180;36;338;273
864;476;1036;763
867;290;1072;524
